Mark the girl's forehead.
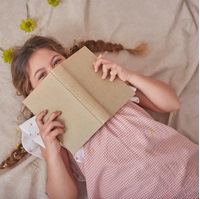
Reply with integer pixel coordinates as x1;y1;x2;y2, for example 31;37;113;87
29;49;56;66
30;48;56;59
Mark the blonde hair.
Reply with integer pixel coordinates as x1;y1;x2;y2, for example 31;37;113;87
0;144;26;169
1;35;147;169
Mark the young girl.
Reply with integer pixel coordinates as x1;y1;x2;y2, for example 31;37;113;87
3;36;199;199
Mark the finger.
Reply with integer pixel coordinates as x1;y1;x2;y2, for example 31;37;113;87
36;110;48;128
97;54;104;59
109;70;117;81
41;128;64;143
50;127;65;138
44;121;65;134
102;64;110;79
46;111;62;124
43;128;64;143
93;58;111;72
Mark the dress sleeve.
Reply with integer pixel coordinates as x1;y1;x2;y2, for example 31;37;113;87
19;116;44;159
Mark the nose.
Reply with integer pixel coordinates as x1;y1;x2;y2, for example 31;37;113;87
46;65;55;74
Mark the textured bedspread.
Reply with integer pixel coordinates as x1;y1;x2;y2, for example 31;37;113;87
0;0;198;198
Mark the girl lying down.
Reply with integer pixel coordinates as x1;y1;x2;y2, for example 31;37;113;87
1;35;198;199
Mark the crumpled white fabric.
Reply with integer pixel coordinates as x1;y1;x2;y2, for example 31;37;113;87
19;116;85;162
19;116;44;159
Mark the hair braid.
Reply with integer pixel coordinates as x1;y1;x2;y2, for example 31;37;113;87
0;144;27;169
68;40;147;57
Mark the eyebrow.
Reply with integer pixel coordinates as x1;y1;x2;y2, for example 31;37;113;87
33;55;59;78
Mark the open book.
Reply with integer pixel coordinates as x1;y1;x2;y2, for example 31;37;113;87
23;47;134;154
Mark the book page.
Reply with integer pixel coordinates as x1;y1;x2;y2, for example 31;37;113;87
60;47;134;117
52;65;111;123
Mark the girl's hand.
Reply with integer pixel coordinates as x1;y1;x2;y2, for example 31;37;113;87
93;54;132;82
93;55;180;113
36;110;65;160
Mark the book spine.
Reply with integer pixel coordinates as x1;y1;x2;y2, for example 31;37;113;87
52;66;110;124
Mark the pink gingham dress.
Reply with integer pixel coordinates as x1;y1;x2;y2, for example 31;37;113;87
70;101;198;199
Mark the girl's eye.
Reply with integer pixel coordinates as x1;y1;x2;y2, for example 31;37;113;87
53;59;62;66
38;72;47;80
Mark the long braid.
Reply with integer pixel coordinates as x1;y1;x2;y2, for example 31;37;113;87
0;144;27;169
68;40;147;57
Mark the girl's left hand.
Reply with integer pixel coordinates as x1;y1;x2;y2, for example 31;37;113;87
93;54;132;82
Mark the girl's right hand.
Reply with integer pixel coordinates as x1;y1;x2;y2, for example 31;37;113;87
93;54;132;82
35;110;65;160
